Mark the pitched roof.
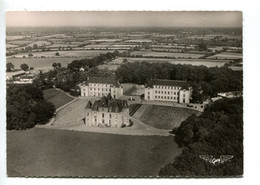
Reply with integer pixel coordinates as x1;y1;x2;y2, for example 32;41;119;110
85;101;92;109
88;95;128;113
146;79;190;90
87;77;120;87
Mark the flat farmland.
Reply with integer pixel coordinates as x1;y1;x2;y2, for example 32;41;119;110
6;35;29;41
43;88;74;109
7;40;33;46
152;48;182;52
111;57;230;67
138;105;200;130
7;128;181;177
27;41;52;47
6;44;19;48
46;43;79;48
6;58;78;73
130;51;204;59
10;50;123;58
207;52;243;59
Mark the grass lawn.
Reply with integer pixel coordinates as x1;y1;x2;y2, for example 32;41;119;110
7;128;181;177
139;105;200;130
43;89;74;109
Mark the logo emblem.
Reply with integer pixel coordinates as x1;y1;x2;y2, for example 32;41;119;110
199;155;233;165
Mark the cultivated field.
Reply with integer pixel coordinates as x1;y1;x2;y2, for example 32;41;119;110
9;50;120;58
6;44;19;48
6;35;29;41
43;89;74;109
130;51;204;59
207;52;243;59
27;41;52;47
7;40;33;45
6;58;78;73
138;105;200;130
111;57;230;67
7;128;181;177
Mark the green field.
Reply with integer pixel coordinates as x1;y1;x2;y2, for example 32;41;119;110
131;51;204;59
10;50;120;58
7;128;181;177
111;57;230;67
6;57;78;73
43;89;74;109
139;105;200;130
207;52;243;59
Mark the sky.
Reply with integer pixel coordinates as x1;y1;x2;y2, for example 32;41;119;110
6;11;242;28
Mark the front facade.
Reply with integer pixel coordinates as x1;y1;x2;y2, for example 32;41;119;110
85;94;129;128
144;79;192;104
78;77;123;99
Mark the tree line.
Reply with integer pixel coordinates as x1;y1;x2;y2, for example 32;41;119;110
159;97;243;176
115;62;242;102
67;50;120;70
6;84;56;130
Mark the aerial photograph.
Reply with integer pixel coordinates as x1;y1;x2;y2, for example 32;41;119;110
5;11;243;177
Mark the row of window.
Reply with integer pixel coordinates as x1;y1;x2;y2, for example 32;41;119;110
155;91;178;95
155;95;177;100
89;92;109;97
90;83;111;87
153;85;181;90
87;113;118;119
89;88;111;92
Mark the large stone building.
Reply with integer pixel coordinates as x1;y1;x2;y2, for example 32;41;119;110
85;94;130;128
78;77;123;99
144;79;192;104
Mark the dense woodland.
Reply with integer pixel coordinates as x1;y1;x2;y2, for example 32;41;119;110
6;85;55;130
115;62;243;102
159;97;243;176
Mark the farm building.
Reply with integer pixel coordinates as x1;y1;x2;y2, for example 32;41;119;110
144;79;192;104
6;70;26;80
78;77;123;99
85;94;130;128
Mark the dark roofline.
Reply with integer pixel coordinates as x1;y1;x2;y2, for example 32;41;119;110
85;77;121;87
88;96;128;113
146;79;191;90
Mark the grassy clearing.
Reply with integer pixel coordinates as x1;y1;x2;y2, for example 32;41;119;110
207;52;243;59
7;40;33;45
7;128;181;177
111;57;229;67
131;51;204;59
6;57;78;71
27;41;52;47
43;89;74;109
139;105;200;130
11;50;122;58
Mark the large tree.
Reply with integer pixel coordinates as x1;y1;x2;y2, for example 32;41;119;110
6;62;14;72
20;63;29;71
32;100;56;124
6;85;48;130
52;62;57;69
